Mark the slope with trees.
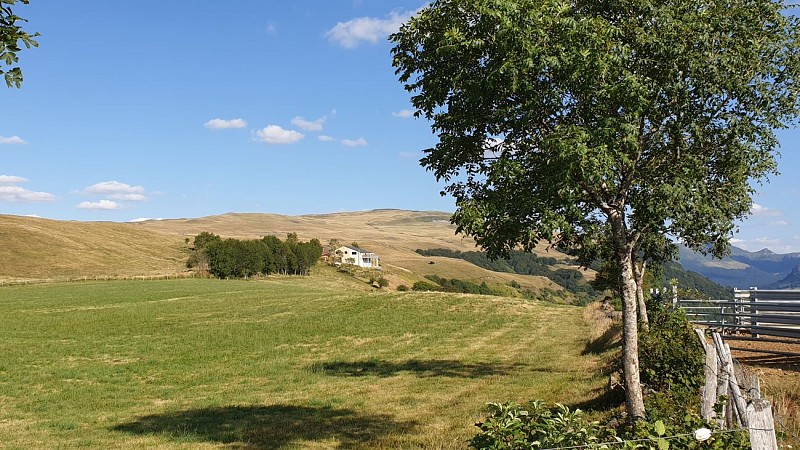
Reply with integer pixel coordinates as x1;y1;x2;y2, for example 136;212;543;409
392;0;800;420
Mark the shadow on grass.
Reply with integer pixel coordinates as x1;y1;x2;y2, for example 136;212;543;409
312;359;525;378
569;386;625;413
582;324;621;355
733;352;800;373
112;404;417;449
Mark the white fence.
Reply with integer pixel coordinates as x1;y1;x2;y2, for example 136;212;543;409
677;289;800;342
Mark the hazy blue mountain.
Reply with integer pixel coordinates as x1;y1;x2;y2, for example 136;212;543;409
767;265;800;289
677;245;800;289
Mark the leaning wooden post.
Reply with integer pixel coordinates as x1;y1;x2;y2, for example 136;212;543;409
747;398;778;450
695;329;718;421
712;332;749;428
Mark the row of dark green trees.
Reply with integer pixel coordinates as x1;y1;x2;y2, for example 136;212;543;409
188;232;323;278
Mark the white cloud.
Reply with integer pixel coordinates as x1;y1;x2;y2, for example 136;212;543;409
265;21;278;35
255;125;304;144
0;176;54;202
204;118;248;130
392;109;414;118
0;135;27;145
0;175;28;184
326;9;415;48
77;200;119;210
84;181;147;201
129;217;164;223
0;185;56;203
318;135;336;142
770;220;789;226
753;237;780;245
292;116;326;132
750;203;783;217
342;137;368;147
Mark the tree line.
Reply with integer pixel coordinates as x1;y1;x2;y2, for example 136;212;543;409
415;248;595;298
188;232;323;279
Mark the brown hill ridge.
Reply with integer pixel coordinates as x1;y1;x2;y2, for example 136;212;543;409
1;210;575;291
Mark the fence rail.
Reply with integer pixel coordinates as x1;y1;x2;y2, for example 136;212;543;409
677;289;800;341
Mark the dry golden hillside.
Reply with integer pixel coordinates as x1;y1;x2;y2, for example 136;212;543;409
1;210;586;292
0;215;188;280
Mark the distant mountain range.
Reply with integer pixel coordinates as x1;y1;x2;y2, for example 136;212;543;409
678;245;800;289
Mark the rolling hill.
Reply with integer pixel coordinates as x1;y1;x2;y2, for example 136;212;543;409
3;209;738;298
1;211;572;294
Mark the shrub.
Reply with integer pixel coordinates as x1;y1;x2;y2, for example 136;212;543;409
619;412;749;449
378;277;389;287
470;401;750;450
412;280;439;291
639;298;705;420
470;401;617;449
397;284;408;291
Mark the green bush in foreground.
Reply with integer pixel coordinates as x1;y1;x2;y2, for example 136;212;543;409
470;401;616;449
470;401;749;449
639;299;705;420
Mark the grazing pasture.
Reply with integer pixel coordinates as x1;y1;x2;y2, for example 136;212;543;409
0;278;604;449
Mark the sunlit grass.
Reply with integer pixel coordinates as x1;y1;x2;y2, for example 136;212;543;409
0;278;605;448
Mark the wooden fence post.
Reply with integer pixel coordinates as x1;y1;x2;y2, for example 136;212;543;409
712;332;749;428
747;398;778;450
695;329;718;421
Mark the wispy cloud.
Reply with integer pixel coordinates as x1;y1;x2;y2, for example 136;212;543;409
318;135;336;142
292;116;327;132
0;186;55;202
77;200;120;210
750;203;783;217
392;109;414;118
255;125;305;144
342;137;368;147
204;118;248;130
84;181;147;201
0;135;27;145
0;175;55;202
0;175;28;184
326;9;415;48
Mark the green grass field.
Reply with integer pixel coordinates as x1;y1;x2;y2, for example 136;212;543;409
0;278;606;449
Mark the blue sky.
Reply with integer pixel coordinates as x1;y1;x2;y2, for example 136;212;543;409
2;1;799;254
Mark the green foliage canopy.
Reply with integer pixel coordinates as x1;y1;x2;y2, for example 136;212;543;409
190;232;323;279
1;0;38;88
392;0;800;260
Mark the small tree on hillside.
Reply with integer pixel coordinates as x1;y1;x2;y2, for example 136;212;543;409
392;0;800;420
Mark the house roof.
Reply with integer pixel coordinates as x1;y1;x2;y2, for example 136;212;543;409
338;245;376;254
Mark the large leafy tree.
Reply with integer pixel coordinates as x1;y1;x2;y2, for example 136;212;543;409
391;0;800;420
1;0;38;88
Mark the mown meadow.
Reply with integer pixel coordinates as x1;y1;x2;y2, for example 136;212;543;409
0;277;607;449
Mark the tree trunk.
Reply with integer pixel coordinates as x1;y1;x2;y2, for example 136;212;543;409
609;212;647;421
633;259;649;330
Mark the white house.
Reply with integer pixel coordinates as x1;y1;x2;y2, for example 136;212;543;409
336;245;380;269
